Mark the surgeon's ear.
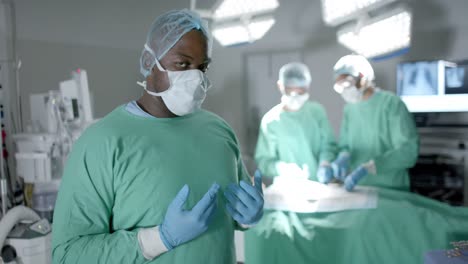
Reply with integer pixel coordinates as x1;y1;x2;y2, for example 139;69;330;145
141;49;155;73
355;76;363;89
358;73;369;89
277;81;284;93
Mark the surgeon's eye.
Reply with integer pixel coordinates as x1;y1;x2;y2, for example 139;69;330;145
175;61;189;70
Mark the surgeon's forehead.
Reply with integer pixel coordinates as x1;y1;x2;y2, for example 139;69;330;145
167;30;209;60
285;86;307;90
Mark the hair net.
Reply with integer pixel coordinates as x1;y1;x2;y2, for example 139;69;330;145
278;62;312;88
333;55;375;82
140;9;213;77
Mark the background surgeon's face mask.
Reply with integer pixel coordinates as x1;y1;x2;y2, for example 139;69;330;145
143;44;212;116
341;86;363;104
281;92;310;111
335;77;363;104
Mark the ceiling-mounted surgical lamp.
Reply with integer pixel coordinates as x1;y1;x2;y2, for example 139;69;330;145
212;15;276;46
336;6;412;59
212;0;279;21
320;0;398;26
190;0;279;47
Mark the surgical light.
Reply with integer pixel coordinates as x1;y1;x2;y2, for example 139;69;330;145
212;17;275;46
191;0;279;46
337;8;412;58
321;0;397;26
213;0;279;20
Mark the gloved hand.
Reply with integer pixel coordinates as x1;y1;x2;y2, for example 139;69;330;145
317;164;333;184
160;183;220;250
276;162;308;178
331;152;350;181
224;170;264;225
344;166;368;192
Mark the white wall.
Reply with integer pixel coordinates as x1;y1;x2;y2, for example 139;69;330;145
0;2;11;61
14;0;186;124
16;39;142;122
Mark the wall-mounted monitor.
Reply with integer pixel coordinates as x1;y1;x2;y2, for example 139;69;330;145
397;60;468;112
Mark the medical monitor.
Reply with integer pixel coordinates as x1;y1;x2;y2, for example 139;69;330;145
397;60;468;113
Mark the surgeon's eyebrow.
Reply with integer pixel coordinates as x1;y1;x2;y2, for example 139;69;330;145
177;52;211;64
177;53;194;60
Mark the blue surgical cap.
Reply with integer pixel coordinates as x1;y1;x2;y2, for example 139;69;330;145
278;62;312;88
333;55;375;82
140;9;213;77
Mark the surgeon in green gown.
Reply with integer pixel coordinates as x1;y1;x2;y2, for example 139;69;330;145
52;9;264;264
244;55;468;264
255;62;337;183
330;54;419;191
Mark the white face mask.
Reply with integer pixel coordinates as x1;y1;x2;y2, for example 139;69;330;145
334;77;363;104
142;44;212;116
341;85;363;104
281;92;309;111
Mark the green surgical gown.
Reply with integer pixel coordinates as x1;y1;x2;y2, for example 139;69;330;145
245;188;468;264
339;90;419;190
52;106;250;264
255;101;337;180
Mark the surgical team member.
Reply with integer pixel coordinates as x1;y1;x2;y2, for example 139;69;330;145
331;54;419;191
52;9;263;264
255;62;337;183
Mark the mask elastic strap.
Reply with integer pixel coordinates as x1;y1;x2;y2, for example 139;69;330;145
144;86;164;97
154;57;166;72
136;80;165;97
136;81;146;88
144;44;166;72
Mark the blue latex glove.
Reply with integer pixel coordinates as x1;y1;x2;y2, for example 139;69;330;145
160;183;219;250
344;166;368;191
331;153;350;181
224;170;264;225
317;165;333;184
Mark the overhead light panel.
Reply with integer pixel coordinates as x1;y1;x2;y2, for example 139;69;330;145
337;8;412;58
247;18;276;41
321;0;397;26
196;0;279;46
213;0;279;21
213;17;275;46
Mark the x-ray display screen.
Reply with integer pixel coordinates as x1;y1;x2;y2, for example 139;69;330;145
445;61;468;94
398;60;468;113
397;61;439;96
